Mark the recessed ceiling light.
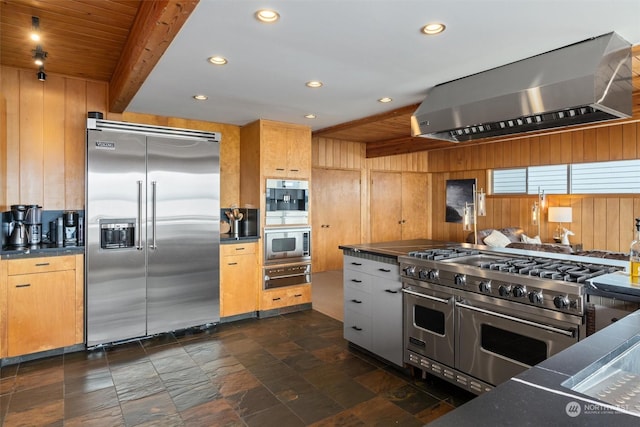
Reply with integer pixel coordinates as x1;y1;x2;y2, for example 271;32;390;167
304;114;316;119
378;97;393;103
421;22;446;35
193;95;208;101
305;81;323;88
208;56;228;65
255;9;280;23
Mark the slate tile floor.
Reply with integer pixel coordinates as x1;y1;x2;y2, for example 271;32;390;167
0;310;474;426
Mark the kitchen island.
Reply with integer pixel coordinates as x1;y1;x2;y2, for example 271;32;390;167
340;239;640;425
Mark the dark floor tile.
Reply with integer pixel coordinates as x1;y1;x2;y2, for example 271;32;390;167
141;332;179;349
349;396;423;427
243;402;305;427
293;334;333;352
119;391;178;426
144;342;190;363
354;368;407;395
263;372;316;404
411;374;475;407
184;340;230;365
382;383;440;415
226;384;281;417
64;367;115;395
167;378;221;412
151;351;199;375
180;398;244;427
415;400;457;424
9;381;63;412
308;410;367;427
199;354;245;379
3;400;64;427
212;369;261;397
311;344;353;364
0;363;19;379
222;337;264;355
1;376;16;396
16;355;63;375
284;387;343;424
330;353;377;378
316;376;376;409
64;405;125;427
111;361;165;402
64;385;120;419
281;351;325;373
263;340;305;360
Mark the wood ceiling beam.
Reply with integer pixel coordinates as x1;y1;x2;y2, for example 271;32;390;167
366;136;451;158
109;0;199;113
313;103;420;138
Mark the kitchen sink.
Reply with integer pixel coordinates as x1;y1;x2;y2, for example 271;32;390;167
562;335;640;414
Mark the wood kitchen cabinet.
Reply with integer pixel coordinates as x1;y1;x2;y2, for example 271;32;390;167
260;284;311;311
0;254;84;359
312;168;361;272
220;242;259;318
343;254;403;367
370;171;430;243
260;122;312;179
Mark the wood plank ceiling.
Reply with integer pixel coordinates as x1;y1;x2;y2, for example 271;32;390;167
2;1;639;159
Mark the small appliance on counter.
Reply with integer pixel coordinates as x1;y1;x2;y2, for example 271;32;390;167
8;204;28;249
25;204;42;247
221;207;259;239
63;210;79;247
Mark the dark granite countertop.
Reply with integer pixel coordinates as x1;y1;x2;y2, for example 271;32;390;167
220;234;260;244
587;271;640;302
1;245;85;259
339;239;458;260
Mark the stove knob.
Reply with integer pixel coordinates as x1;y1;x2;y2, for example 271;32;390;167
528;290;543;304
512;285;526;298
428;269;440;281
454;274;466;286
479;280;492;293
553;295;570;309
403;265;416;277
498;285;511;297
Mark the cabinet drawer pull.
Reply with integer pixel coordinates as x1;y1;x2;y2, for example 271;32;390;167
350;279;362;283
294;294;302;297
35;262;50;267
351;326;363;331
351;262;362;266
384;289;398;294
228;262;238;266
378;268;391;272
350;299;362;304
235;247;245;251
275;168;285;171
290;169;299;172
16;284;31;288
272;297;281;301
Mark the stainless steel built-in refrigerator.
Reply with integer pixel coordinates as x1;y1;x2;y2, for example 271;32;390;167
86;119;220;346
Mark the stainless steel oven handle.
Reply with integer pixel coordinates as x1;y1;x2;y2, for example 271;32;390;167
402;288;451;305
265;272;309;280
456;302;576;337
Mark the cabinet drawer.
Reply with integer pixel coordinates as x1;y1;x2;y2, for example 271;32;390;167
368;262;399;279
261;285;311;310
344;286;371;316
343;270;373;293
8;255;75;276
344;310;371;350
220;243;257;257
344;255;371;272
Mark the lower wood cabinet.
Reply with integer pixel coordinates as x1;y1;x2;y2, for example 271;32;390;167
220;242;259;318
0;254;84;359
260;284;311;311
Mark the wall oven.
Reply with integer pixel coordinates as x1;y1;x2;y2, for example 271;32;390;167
264;226;311;265
264;262;311;289
265;179;309;225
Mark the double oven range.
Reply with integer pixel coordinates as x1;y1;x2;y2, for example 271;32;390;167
400;247;621;395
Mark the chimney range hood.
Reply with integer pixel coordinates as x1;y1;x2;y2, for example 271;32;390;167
411;32;632;142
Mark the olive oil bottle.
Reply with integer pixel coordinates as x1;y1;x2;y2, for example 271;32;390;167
631;218;640;280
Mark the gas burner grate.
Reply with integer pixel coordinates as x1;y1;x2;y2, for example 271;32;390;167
408;248;479;261
478;256;621;283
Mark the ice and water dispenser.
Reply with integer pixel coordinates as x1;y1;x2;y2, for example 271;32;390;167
100;219;135;249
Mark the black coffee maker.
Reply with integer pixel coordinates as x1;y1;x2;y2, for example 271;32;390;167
63;210;79;247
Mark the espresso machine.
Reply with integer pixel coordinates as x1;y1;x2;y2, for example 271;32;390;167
8;205;28;248
63;210;79;247
25;204;42;247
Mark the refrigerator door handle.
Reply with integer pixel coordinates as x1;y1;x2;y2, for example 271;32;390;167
151;180;158;249
137;180;143;250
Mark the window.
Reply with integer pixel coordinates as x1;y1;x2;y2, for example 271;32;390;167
492;159;640;195
571;160;640;194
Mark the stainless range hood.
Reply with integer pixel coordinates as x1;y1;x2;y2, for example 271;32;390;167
411;32;632;142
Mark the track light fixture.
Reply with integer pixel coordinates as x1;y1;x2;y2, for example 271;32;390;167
37;66;47;81
33;45;48;66
31;16;41;42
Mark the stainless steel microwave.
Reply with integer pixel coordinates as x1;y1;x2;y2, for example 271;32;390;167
264;226;311;264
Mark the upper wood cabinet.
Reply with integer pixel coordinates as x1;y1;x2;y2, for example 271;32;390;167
261;123;311;179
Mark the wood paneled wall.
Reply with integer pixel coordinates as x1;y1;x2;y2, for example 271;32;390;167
0;66;240;211
429;122;640;252
312;136;430;243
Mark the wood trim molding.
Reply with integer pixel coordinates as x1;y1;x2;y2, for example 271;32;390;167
313;103;420;138
109;0;199;112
